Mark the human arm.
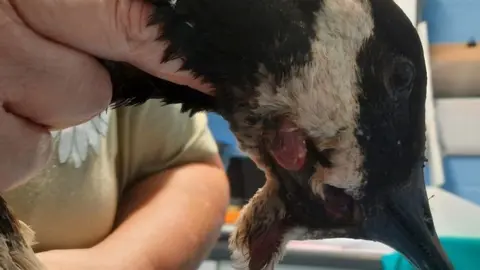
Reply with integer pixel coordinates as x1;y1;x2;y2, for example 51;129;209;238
0;0;112;189
37;157;229;270
37;103;230;270
105;155;228;270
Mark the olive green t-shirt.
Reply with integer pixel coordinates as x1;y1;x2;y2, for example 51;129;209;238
3;100;219;252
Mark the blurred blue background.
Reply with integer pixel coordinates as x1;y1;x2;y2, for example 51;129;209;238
422;0;480;44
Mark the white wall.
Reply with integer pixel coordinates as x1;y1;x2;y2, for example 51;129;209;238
394;0;418;24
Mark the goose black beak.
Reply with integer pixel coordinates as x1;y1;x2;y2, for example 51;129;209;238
362;166;454;270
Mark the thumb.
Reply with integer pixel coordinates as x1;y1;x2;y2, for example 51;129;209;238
11;0;212;92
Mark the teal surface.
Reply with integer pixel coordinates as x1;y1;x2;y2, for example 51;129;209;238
381;237;480;270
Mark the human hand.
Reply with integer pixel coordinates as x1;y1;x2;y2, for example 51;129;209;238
0;0;209;191
0;0;113;190
10;0;211;92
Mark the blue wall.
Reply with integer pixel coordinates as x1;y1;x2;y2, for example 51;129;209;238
432;157;480;205
423;0;480;44
207;113;245;168
421;0;480;204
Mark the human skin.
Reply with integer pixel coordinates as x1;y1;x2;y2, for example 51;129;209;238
0;0;210;190
3;1;228;269
36;157;230;270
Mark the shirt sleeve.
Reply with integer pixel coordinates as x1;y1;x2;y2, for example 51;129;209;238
114;100;219;193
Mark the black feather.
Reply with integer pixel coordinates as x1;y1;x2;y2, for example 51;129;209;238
100;60;216;116
97;0;320;120
146;0;319;91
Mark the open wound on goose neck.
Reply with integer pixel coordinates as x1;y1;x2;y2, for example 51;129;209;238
267;119;307;171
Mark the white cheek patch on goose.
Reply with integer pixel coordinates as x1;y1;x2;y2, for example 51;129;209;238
314;131;366;198
253;0;374;196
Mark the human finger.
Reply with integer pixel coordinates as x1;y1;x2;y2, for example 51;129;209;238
11;0;213;92
0;2;112;129
0;108;52;190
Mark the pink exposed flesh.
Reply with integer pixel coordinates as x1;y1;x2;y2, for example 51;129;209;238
268;120;307;171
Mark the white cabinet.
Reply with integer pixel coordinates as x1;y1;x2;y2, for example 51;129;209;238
394;0;419;24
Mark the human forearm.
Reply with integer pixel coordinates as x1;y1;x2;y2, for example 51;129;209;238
38;159;229;270
36;248;117;270
94;158;229;270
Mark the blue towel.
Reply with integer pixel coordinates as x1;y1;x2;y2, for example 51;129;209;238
381;237;480;270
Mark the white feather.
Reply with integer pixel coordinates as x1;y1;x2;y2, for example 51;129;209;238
58;128;74;163
51;110;111;168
